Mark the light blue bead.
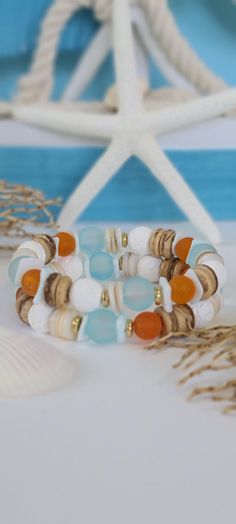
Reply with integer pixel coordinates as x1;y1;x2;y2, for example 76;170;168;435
186;242;217;267
123;276;154;311
8;256;28;284
90;252;114;281
79;226;105;255
85;310;117;344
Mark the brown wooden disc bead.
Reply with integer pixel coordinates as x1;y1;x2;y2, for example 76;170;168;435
159;258;190;280
16;288;33;324
34;234;56;264
156;304;194;336
194;264;218;300
44;273;72;308
149;229;176;258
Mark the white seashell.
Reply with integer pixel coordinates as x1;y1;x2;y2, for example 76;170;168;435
159;276;172;313
58;255;84;282
202;260;227;289
108;282;123;312
28;303;52;333
128;226;152;256
69;278;102;312
185;268;203;305
0;327;76;398
137;255;161;282
15;257;44;286
49;309;79;340
122;253;139;277
171;231;186;256
192;300;215;329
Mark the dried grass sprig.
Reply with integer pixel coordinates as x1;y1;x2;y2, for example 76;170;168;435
0;180;60;250
148;325;236;413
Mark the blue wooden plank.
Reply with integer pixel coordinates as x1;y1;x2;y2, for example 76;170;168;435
0;147;235;221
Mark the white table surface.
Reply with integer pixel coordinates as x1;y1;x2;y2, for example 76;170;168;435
0;222;236;524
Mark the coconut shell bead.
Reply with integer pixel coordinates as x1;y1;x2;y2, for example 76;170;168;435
149;229;176;258
194;265;218;300
55;232;76;257
157;304;194;335
49;309;81;341
159;258;189;280
128;227;152;256
44;273;72;308
133;312;163;340
16;288;33;325
69;278;102;313
34;234;56;264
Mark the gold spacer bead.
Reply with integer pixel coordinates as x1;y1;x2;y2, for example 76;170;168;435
154;286;163;306
101;289;110;308
125;319;134;338
118;255;124;272
122;232;128;248
72;315;83;337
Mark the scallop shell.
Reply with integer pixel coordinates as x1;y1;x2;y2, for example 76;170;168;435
0;327;76;398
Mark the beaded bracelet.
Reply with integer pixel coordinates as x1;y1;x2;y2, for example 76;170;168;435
9;228;226;344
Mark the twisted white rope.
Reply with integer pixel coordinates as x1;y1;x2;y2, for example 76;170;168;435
15;0;227;105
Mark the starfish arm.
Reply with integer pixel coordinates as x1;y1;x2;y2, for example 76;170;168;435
133;7;193;91
62;24;112;101
112;0;142;115
146;89;236;135
13;104;119;140
59;138;130;228
136;133;221;244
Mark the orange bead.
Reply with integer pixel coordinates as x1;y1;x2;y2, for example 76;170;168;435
175;237;193;261
55;232;76;257
21;269;41;297
133;312;163;340
170;275;195;304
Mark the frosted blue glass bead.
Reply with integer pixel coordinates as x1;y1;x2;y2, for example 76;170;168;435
123;276;154;311
186;242;217;267
8;256;28;284
85;310;117;344
90;252;114;281
79;226;105;255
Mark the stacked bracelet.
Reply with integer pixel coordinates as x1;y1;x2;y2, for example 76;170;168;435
9;227;226;344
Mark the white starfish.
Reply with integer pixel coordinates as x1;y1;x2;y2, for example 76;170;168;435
12;0;236;243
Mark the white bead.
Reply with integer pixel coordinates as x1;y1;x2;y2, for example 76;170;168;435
69;278;102;313
15;257;43;286
116;314;126;343
197;252;224;266
16;240;47;263
28;304;52;333
59;255;84;282
210;293;224;315
137;255;161;282
49;309;78;340
203;260;227;289
192;300;215;329
185;268;203;304
128;227;152;256
159;277;172;313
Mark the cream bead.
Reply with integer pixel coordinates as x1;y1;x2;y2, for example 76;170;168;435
121;253;139;277
137;255;161;282
49;309;79;340
192;300;215;329
28;304;52;333
105;227;123;252
69;278;102;313
210;293;224;315
128;226;152;255
108;282;123;312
